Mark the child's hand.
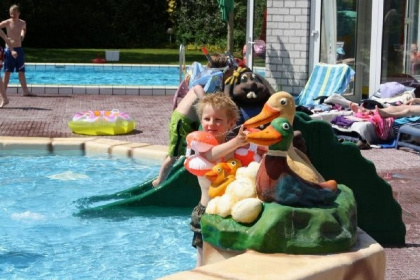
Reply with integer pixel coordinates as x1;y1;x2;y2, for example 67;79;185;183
11;50;18;59
235;125;249;147
6;38;14;47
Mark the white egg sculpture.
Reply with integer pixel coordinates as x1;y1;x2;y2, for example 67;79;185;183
231;198;263;223
226;177;256;201
217;193;235;217
205;196;221;214
235;161;260;182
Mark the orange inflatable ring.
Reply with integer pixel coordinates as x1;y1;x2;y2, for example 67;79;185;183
184;131;219;176
92;53;107;63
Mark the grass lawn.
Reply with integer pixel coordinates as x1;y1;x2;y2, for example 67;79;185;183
25;48;265;67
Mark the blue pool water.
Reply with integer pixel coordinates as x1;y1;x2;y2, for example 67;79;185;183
10;64;181;87
0;152;195;279
8;64;265;87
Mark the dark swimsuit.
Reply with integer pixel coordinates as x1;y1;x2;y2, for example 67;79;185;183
190;203;206;248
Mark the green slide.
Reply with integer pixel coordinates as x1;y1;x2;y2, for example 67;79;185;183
76;112;406;246
76;157;200;217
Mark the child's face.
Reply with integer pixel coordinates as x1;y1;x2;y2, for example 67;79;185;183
9;9;19;19
201;104;235;141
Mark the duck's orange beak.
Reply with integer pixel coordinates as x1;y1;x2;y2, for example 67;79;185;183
246;125;282;146
204;170;218;182
204;163;230;182
244;103;281;128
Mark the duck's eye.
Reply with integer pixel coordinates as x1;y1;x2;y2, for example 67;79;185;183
230;160;237;166
282;123;290;130
241;74;248;82
217;167;222;172
251;74;256;80
280;98;288;106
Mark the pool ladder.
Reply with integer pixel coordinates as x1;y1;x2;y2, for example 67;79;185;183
179;44;186;83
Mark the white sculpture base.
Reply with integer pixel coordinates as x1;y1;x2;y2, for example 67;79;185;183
160;228;385;280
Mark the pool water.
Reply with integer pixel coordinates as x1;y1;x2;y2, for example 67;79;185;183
10;64;181;86
8;64;265;87
0;153;195;279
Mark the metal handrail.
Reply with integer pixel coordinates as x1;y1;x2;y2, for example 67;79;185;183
179;44;186;83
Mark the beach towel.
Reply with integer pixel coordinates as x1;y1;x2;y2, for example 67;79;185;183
296;63;355;107
172;62;223;110
188;62;223;93
353;110;394;141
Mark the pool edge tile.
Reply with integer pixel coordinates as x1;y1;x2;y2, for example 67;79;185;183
0;136;52;155
51;137;96;154
84;138;130;156
132;145;167;162
0;137;167;163
110;142;151;158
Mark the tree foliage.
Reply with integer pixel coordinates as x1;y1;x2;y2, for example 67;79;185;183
172;0;266;53
0;0;265;51
0;0;169;48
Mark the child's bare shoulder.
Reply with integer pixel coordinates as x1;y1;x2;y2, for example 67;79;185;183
0;18;12;25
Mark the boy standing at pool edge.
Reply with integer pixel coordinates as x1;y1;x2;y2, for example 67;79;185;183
191;93;249;267
0;4;34;105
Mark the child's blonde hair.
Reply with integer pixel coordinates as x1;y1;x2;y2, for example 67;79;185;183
10;4;20;13
195;92;240;123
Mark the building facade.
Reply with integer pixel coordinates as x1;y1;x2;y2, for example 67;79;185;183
264;0;418;101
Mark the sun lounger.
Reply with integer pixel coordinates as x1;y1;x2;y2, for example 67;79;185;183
396;122;420;152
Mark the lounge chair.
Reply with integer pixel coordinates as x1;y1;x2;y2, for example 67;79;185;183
296;63;355;107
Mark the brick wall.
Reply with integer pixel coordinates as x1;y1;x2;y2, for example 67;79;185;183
265;0;311;95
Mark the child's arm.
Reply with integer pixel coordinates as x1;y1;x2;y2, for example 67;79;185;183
406;98;420;105
0;29;13;47
192;84;206;99
203;125;248;162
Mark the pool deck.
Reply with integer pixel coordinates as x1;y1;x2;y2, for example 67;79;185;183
0;92;419;280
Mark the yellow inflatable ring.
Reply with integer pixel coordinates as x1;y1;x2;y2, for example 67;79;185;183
68;109;136;136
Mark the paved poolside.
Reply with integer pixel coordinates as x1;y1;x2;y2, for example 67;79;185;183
0;92;419;280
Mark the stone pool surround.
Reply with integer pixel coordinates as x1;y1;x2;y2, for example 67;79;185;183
0;136;386;280
0;136;168;161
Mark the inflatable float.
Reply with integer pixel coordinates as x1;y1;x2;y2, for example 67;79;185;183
91;53;107;63
68;109;136;136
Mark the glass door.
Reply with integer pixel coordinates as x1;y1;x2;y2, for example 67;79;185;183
381;0;420;84
311;0;373;100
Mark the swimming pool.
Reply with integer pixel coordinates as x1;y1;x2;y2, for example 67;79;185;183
7;63;179;96
0;152;195;279
6;63;265;96
12;64;181;86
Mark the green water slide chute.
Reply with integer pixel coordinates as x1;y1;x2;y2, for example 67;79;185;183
77;157;200;216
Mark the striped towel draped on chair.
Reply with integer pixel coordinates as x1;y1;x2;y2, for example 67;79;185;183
296;63;355;107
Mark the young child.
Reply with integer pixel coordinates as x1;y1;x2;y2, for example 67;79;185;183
190;93;249;267
152;54;233;187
